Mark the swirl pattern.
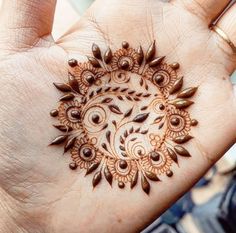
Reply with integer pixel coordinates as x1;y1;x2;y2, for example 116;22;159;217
50;41;198;195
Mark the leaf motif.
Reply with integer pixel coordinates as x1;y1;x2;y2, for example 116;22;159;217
174;146;191;157
136;93;142;97
169;76;183;94
128;90;135;95
135;128;140;133
112;120;117;127
146;40;156;63
60;93;75;101
167;147;178;164
87;56;101;68
143;93;151;97
92;43;102;59
169;99;194;109
68;73;80;93
92;171;102;187
126;96;132;101
121;152;127;157
101;124;108;130
129;127;134;134
89;91;94;98
86;162;100;175
149;56;165;67
102;143;108;151
64;137;76;153
145;172;160;181
53;83;72;92
120;136;124;144
173;135;193;144
137;46;144;65
130;171;139;189
119;145;125;151
96;87;102;94
102;98;113;104
141;129;149;134
141;174;150;194
124;108;133;118
112;87;120;91
104;47;112;64
108;105;123;114
141;106;148;111
121;88;128;92
104;166;113;186
139;78;144;86
158;122;164;129
117;96;124;101
105;87;111;92
81;97;87;104
177;87;198;98
50;135;68;145
106;131;111;144
53;124;73;132
132;113;149;123
130;137;137;141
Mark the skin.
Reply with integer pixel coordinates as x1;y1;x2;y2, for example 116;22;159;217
0;0;236;232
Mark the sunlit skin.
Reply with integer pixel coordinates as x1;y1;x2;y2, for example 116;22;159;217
0;0;236;232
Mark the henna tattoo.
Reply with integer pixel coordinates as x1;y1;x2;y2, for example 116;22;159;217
49;41;198;195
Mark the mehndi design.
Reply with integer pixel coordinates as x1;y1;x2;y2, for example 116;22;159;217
50;41;198;194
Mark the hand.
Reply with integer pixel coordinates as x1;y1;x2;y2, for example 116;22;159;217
0;0;235;232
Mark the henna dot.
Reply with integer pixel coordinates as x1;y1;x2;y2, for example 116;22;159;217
71;110;81;119
118;181;125;189
122;41;129;49
86;75;95;85
121;60;129;70
137;150;143;156
68;59;78;67
50;109;58;117
170;62;180;70
191;119;198;126
166;170;173;177
154;75;164;84
83;148;92;158
119;160;128;169
159;104;165;110
170;117;180;126
150;151;160;161
69;162;77;170
92;114;100;124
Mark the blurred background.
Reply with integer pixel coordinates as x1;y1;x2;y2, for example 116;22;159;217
1;0;236;232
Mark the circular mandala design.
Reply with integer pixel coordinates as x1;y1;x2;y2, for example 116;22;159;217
50;41;198;194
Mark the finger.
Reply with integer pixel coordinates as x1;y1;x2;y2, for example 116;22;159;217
175;0;231;24
216;3;236;51
0;0;57;44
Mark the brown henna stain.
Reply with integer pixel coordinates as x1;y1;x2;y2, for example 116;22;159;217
49;41;198;194
50;109;58;117
68;59;78;67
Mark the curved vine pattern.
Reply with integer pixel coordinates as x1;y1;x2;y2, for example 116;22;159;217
49;41;198;195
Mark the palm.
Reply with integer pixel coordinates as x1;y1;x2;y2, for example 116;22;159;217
0;0;235;232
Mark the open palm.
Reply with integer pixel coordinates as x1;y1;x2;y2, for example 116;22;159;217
0;0;236;232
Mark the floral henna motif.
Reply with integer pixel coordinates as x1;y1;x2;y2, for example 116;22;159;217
49;41;198;195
